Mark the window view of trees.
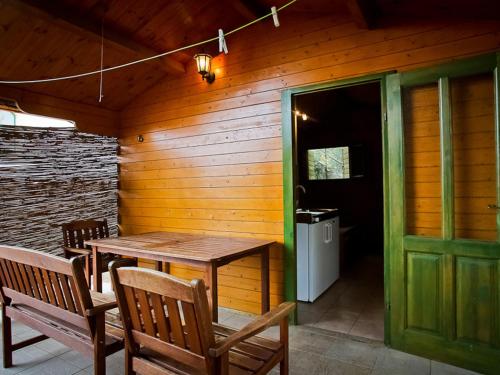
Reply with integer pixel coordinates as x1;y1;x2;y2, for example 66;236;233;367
308;146;350;180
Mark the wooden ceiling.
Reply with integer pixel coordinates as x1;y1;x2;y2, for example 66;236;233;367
0;0;498;111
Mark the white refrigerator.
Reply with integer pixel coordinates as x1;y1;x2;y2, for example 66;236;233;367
297;217;339;302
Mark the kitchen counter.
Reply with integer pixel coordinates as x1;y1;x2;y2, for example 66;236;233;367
296;208;339;224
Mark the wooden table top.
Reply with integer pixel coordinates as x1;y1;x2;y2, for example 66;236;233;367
85;232;275;263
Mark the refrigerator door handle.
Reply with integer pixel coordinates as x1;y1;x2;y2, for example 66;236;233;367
324;222;332;243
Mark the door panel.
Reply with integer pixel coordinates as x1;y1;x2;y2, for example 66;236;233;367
456;257;498;345
386;54;500;374
406;252;443;334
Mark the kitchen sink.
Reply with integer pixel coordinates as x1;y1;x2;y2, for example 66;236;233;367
296;208;339;224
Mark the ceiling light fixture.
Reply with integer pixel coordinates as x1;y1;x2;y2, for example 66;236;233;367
194;53;215;83
294;110;308;121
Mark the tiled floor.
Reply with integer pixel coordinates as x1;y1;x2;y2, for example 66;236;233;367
298;256;385;341
0;267;481;374
0;313;481;375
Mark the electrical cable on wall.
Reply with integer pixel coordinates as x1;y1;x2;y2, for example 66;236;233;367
0;0;297;85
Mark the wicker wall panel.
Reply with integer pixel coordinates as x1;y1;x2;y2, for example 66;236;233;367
0;126;118;255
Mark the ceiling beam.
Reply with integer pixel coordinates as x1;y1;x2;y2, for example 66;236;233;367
4;0;185;75
345;0;376;29
224;0;268;21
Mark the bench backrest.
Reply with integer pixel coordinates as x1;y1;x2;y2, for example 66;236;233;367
110;265;215;373
62;219;109;250
0;245;95;336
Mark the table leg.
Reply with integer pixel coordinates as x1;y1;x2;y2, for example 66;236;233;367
205;262;218;322
261;247;270;314
92;246;102;292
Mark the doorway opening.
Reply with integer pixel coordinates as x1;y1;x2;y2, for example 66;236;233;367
286;79;386;341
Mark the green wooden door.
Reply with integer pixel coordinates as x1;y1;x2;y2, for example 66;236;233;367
386;54;500;374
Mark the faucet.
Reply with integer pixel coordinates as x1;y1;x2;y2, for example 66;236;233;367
295;185;306;208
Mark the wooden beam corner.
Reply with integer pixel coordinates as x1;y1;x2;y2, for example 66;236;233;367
346;0;377;29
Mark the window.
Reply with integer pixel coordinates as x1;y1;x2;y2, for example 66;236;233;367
0;110;75;128
308;146;350;180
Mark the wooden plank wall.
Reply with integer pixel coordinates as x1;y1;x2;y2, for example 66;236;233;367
118;13;500;313
404;74;497;241
404;84;442;237
0;85;119;136
452;73;496;240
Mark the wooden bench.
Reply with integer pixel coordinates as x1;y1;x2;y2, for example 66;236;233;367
109;259;295;375
0;245;124;375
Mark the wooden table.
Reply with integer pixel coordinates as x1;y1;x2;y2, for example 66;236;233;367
85;231;275;322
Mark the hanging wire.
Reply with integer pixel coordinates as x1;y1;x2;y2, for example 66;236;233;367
98;19;104;102
0;0;298;85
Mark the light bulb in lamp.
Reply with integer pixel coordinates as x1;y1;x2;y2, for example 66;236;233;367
194;53;215;83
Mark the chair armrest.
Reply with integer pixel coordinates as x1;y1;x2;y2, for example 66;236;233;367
64;247;91;256
208;302;295;358
86;302;118;316
87;291;118;316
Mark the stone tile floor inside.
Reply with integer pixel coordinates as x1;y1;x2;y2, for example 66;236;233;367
297;256;386;341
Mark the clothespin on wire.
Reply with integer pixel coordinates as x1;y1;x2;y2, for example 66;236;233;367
219;29;228;54
271;6;280;27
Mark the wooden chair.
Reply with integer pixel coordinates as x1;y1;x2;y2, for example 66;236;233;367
62;219;118;286
0;245;123;375
109;259;295;375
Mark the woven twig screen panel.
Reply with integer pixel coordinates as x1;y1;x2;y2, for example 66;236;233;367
0;126;118;255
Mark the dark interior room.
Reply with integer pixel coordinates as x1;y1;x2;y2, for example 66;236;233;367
295;82;384;257
294;82;385;340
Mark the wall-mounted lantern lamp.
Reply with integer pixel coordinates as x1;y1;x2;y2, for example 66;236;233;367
194;53;215;83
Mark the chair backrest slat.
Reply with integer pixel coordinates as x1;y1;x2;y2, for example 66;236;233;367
182;301;203;355
41;269;57;306
164;296;186;348
110;265;215;373
76;229;84;248
150;293;171;342
31;266;48;302
67;230;76;248
123;285;143;331
136;288;156;336
24;265;40;299
50;272;66;308
17;264;32;296
16;263;28;294
59;274;76;313
69;277;84;315
5;261;18;290
0;260;12;289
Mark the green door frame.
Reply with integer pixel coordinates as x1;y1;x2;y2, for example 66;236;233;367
281;73;391;342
